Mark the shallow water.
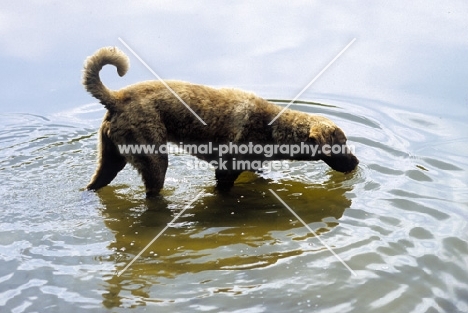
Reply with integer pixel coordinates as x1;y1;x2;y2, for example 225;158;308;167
1;96;467;312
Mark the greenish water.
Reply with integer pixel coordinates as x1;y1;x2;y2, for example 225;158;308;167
1;97;467;312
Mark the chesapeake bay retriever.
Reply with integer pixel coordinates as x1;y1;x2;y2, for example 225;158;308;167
83;47;358;197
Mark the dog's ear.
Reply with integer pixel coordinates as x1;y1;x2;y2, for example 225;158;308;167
309;125;348;144
308;123;337;156
330;127;348;146
316;126;359;173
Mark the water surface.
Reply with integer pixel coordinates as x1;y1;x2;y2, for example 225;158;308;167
1;95;467;312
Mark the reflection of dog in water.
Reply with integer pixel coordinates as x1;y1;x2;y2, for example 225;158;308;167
83;47;358;197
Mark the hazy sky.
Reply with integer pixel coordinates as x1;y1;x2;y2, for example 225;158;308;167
0;1;467;118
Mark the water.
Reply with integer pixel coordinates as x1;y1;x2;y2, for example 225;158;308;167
1;96;467;312
1;2;468;312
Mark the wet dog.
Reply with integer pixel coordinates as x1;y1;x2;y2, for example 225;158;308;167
83;47;358;197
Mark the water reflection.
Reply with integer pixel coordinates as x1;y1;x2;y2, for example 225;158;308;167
95;172;355;308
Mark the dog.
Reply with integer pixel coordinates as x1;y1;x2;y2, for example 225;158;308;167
83;47;358;197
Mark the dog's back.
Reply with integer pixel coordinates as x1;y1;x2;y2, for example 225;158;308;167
82;47;282;143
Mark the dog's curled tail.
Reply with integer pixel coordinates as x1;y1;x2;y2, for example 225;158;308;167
82;47;129;108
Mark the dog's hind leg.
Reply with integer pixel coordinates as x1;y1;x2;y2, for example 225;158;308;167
87;123;127;191
132;154;168;197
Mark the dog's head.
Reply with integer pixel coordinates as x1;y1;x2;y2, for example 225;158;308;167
308;119;359;173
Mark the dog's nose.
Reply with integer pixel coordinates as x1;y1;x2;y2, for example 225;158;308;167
343;156;359;173
322;153;359;173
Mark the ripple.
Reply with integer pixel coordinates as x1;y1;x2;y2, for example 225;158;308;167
1;97;467;312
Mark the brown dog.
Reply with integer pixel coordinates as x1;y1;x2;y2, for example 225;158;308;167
83;47;358;197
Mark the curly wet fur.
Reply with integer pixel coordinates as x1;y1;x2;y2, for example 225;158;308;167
83;47;358;197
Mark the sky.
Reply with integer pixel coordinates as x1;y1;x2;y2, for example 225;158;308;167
0;1;467;119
